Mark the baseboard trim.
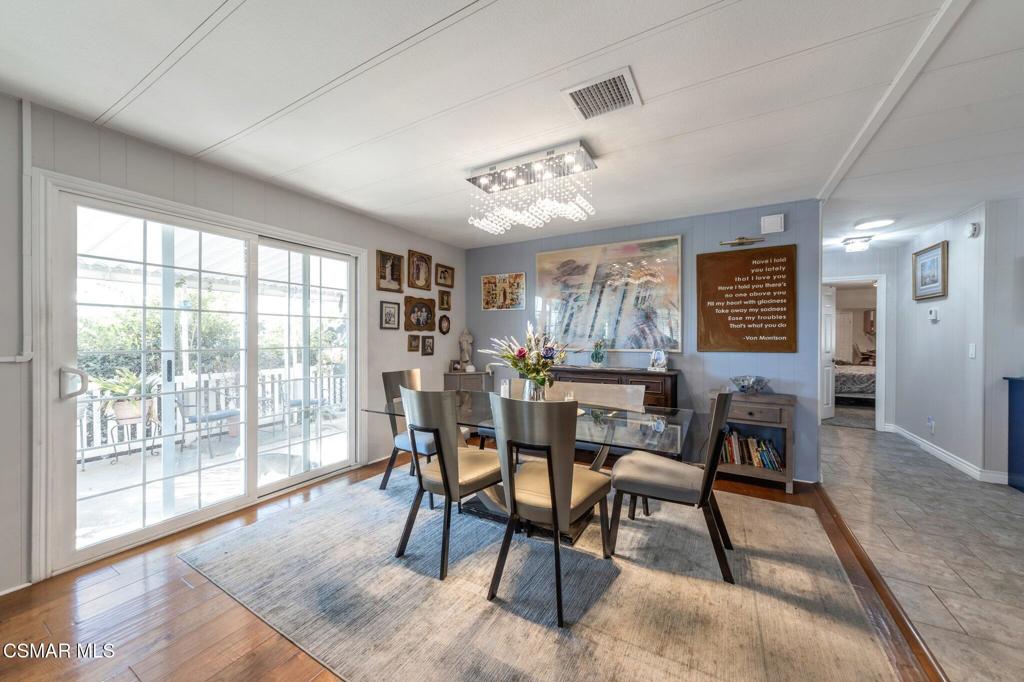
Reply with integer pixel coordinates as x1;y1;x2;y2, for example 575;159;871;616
0;581;30;597
882;424;1008;484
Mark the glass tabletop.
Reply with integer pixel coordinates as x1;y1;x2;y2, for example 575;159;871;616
365;390;694;458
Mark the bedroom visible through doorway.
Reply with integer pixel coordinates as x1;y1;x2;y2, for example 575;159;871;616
822;278;881;430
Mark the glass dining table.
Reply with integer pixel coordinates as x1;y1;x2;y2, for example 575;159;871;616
365;391;695;541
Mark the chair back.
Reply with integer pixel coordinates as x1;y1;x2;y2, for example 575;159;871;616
698;392;733;508
488;394;578;532
546;381;645;412
399;386;462;497
382;369;421;437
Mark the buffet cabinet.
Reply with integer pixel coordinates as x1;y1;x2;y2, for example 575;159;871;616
548;366;679;408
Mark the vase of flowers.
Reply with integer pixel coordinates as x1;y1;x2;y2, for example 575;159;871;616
481;322;567;401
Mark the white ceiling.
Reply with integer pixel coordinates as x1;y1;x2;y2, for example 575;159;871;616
0;0;1019;249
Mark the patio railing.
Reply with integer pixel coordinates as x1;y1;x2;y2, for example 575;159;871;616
76;366;347;461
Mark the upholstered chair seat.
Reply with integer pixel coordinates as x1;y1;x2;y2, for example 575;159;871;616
611;452;703;505
418;447;502;495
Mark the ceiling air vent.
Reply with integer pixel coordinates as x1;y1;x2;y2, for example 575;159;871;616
562;67;642;120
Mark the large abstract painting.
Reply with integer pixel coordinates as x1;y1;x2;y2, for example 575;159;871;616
536;237;681;351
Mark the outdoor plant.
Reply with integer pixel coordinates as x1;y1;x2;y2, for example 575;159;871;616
94;368;158;414
481;321;567;388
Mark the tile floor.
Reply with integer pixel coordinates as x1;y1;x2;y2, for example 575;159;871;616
821;424;1024;682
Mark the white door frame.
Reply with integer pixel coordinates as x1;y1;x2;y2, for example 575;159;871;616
30;170;369;581
822;275;887;432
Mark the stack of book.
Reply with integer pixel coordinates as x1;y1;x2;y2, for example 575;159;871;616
721;431;784;471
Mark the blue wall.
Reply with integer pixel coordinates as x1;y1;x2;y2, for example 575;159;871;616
465;199;822;482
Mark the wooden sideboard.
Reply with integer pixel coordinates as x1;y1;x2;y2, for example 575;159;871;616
549;366;679;408
444;371;492;392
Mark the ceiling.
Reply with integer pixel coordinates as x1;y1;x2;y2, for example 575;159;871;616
0;0;1019;249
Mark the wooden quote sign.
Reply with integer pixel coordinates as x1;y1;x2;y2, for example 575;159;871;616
697;244;797;352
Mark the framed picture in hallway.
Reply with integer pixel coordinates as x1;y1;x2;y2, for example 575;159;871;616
912;240;948;301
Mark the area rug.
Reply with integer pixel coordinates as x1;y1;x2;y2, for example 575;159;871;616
180;471;898;682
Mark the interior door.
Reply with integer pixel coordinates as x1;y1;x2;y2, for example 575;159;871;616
255;239;354;493
49;195;255;571
821;285;837;420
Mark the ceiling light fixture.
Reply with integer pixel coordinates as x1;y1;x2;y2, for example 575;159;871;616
854;218;895;230
843;236;873;252
466;141;597;235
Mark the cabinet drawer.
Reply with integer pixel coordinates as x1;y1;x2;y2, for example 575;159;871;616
461;375;485;391
626;377;666;395
729;404;781;424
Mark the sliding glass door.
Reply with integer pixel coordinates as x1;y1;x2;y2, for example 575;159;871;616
255;240;353;491
49;193;357;572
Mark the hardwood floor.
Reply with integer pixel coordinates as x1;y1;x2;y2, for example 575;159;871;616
1;447;940;682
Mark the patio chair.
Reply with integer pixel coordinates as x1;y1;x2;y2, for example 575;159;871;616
177;390;240;459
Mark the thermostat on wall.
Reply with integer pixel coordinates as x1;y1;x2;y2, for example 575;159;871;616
760;214;785;234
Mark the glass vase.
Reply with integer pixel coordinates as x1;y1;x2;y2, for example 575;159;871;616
521;378;546;401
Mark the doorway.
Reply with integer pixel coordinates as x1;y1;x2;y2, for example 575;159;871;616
40;186;358;575
822;276;885;431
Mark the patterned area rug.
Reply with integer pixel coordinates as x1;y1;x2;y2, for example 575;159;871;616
180;471;898;681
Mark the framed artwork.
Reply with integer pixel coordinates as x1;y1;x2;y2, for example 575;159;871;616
438;314;451;335
536;236;681;351
407;335;420;352
435;263;455;288
408;250;432;290
481;272;526;311
449;360;462;372
379;300;400;330
438;290;451;311
912;241;948;301
375;250;403;292
404;296;436;331
421;336;435;356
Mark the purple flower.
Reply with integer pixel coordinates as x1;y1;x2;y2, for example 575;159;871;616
515;347;528;359
541;346;556;360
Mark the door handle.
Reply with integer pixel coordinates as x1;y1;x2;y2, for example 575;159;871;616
59;366;89;400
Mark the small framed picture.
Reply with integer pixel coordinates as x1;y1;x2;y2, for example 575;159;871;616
379;300;400;330
375;250;403;292
408;250;432;290
438;314;451;335
435;263;455;288
404;296;436;332
449;360;462;372
912;241;949;301
438;290;451;311
407;335;420;352
421;336;435;356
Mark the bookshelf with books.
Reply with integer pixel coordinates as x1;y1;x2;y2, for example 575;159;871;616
709;391;795;493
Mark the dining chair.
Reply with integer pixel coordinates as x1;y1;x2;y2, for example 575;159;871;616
608;392;735;583
486;394;612;627
395;386;502;579
380;368;469;490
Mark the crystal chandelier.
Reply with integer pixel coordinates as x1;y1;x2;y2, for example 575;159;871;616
467;142;597;235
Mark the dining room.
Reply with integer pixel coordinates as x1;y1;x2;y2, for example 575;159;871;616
8;1;1024;680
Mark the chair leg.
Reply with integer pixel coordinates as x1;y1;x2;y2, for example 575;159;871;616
440;497;452;580
380;447;401;490
552;520;564;628
642;496;651;517
598;496;611;559
488;513;517;600
396;488;424;557
457;500;462;514
628;495;637;520
428;492;435;510
609;490;624;555
703;507;734;584
708;492;732;550
478;436;486;450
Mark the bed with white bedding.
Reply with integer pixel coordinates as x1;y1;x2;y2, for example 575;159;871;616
834;364;876;398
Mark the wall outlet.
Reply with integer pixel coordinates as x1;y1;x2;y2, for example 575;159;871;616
927;416;935;434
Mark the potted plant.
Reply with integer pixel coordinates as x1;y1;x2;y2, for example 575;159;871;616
95;368;158;424
481;322;566;400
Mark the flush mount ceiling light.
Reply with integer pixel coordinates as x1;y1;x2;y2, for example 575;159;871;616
843;236;873;252
466;141;596;235
854;218;895;230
